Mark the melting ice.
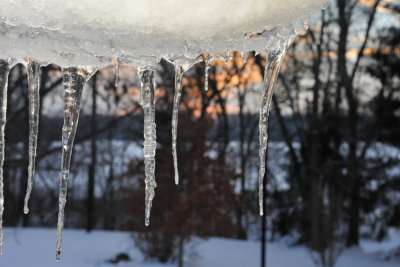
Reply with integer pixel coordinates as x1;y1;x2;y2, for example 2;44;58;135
0;0;329;260
57;66;97;260
0;59;16;255
24;60;41;214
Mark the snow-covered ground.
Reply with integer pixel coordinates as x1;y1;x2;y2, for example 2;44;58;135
0;227;398;267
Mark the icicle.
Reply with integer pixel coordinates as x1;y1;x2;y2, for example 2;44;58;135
56;66;96;261
0;59;14;256
139;68;157;226
117;55;158;105
258;36;295;216
23;60;41;214
241;52;247;64
140;80;145;106
172;65;183;185
114;57;119;89
227;51;233;62
215;51;232;64
204;56;213;91
204;52;230;91
117;55;159;225
170;56;199;185
243;40;248;64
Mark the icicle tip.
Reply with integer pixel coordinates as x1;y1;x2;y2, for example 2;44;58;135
23;205;29;214
56;250;61;261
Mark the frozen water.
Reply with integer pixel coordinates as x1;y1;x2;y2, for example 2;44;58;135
2;227;399;267
204;52;232;91
56;66;96;260
23;60;41;214
0;0;329;66
258;36;295;215
118;55;159;105
0;58;16;255
171;56;201;185
0;0;331;259
114;57;119;89
204;57;212;91
139;68;157;226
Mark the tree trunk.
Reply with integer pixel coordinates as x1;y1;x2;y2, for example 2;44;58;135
346;169;360;246
178;235;184;267
261;156;267;267
336;0;360;247
237;87;247;239
87;74;97;232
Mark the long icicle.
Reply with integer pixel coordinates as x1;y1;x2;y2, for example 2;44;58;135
172;65;183;185
171;56;201;185
139;68;157;226
56;66;95;260
258;37;294;216
0;59;14;256
23;60;41;214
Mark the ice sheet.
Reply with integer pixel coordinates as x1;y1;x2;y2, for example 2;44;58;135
0;0;329;66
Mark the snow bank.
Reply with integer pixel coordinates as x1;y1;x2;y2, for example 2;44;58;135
0;0;329;66
1;228;398;267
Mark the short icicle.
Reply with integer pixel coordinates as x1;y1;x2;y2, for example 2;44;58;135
24;60;41;214
56;66;96;261
215;51;232;64
114;57;119;89
204;56;213;91
258;36;295;216
139;68;157;226
241;52;248;64
0;59;15;256
172;65;183;185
